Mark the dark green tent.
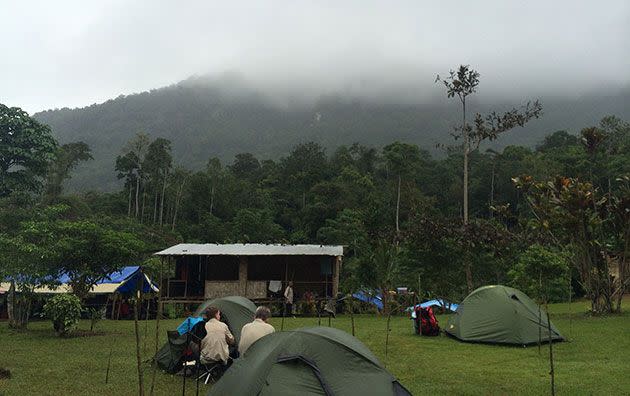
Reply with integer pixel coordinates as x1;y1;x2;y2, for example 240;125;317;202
154;296;256;373
445;285;564;346
208;326;411;396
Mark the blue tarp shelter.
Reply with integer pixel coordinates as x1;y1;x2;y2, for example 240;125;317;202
0;266;160;295
352;290;458;314
352;290;384;310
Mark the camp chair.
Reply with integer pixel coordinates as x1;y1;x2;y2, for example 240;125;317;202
196;360;226;385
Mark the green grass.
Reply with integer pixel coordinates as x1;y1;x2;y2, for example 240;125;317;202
1;299;629;395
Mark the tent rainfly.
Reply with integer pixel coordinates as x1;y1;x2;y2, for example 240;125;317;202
445;285;564;346
209;326;412;396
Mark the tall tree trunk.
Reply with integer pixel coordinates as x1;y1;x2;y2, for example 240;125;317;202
395;174;401;234
135;175;140;218
141;185;146;223
153;189;158;224
462;99;469;225
210;183;215;215
489;161;495;218
172;180;185;231
462;99;474;292
128;183;133;217
159;172;167;226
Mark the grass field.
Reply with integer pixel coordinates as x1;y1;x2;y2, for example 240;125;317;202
1;299;629;395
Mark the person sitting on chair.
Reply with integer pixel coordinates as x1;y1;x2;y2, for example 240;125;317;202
238;306;275;355
200;306;235;365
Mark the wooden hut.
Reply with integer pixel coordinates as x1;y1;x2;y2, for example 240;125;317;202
154;244;344;305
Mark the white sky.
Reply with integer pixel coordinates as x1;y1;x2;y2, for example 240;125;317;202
1;0;629;113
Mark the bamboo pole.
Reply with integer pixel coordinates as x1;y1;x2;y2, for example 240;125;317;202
348;296;355;337
546;301;556;396
281;300;286;331
569;268;573;339
134;269;145;396
105;344;114;384
149;258;164;396
385;311;392;368
143;297;150;355
538;271;542;355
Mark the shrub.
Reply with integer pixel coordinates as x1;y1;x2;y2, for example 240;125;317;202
163;303;185;319
508;244;570;303
43;294;82;336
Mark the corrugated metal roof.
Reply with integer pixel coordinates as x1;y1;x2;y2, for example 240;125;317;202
154;243;344;257
0;281;117;294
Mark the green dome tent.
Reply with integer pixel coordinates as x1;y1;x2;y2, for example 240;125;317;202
193;296;257;342
445;285;564;346
154;296;256;373
208;326;411;396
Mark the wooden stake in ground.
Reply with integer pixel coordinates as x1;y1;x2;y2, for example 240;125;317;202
347;296;355;337
569;270;573;339
546;301;556;396
281;300;286;331
134;269;145;396
105;344;114;384
538;271;542;356
150;258;164;396
538;304;542;356
143;297;150;355
317;304;322;326
385;311;392;368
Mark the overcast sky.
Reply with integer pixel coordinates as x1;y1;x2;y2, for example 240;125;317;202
1;0;629;113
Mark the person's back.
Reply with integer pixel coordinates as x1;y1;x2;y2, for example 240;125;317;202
238;306;275;355
200;307;234;364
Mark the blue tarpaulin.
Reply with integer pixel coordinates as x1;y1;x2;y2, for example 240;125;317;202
59;266;158;294
353;290;458;314
352;290;383;310
177;317;205;335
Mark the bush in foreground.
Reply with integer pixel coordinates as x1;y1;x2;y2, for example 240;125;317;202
43;294;82;336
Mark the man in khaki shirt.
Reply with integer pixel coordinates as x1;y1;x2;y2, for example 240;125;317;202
200;306;235;364
238;306;275;355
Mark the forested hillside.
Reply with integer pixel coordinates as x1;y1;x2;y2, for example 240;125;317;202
34;76;630;191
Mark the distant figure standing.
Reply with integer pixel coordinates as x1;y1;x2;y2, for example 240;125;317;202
284;281;294;317
238;306;275;355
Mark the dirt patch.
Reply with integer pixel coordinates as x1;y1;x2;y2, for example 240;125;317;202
0;368;11;379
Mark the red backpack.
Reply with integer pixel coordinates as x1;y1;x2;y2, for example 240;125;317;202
414;306;440;336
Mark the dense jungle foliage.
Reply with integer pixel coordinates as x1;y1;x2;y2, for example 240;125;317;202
1;95;628;325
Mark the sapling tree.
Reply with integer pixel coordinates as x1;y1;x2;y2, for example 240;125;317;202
437;65;543;291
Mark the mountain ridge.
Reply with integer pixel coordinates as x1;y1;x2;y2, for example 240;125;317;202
34;76;630;191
